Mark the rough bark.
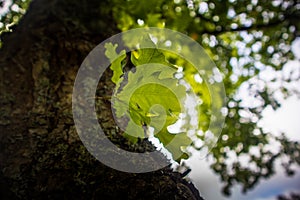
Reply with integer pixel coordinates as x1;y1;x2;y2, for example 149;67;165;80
0;0;203;199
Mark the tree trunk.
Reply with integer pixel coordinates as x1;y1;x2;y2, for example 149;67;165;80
0;0;202;199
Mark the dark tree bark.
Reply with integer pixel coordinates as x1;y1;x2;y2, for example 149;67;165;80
0;0;203;199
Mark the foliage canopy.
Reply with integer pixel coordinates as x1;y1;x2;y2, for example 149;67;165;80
109;0;300;195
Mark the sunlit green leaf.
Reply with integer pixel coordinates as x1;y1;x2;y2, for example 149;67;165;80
104;43;127;84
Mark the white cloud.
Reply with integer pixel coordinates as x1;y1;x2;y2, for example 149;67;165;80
291;37;300;60
260;95;300;141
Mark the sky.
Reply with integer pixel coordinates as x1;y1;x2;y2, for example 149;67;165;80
187;38;300;200
187;93;300;200
188;153;300;200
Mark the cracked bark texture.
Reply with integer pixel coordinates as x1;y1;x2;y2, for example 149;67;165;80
0;0;203;199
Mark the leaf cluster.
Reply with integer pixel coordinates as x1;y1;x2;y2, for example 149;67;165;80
105;39;193;162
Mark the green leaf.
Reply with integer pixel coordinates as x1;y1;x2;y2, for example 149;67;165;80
129;83;181;127
104;43;126;84
131;48;169;66
110;36;192;162
112;62;191;162
157;130;191;161
131;35;174;68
